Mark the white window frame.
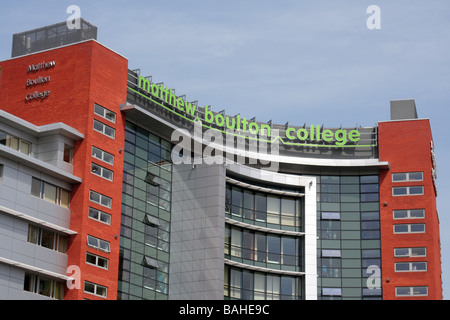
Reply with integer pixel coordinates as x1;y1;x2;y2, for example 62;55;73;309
392;172;423;182
88;207;111;225
86;252;109;270
89;190;112;209
395;286;428;297
393;209;425;220
392;186;424;196
87;235;110;253
93;119;115;139
84;281;108;298
92;146;114;165
91;162;113;181
395;261;427;272
394;247;427;258
94;103;116;123
393;223;426;234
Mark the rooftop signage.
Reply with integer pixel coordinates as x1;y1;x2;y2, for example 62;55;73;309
131;75;371;148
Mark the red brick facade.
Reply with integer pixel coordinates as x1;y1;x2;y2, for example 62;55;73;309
378;119;442;299
0;40;128;299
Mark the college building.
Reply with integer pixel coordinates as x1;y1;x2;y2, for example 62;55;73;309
0;20;442;300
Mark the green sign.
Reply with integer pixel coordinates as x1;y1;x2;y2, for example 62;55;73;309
132;76;367;148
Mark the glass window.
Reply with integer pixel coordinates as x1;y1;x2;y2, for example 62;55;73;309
396;286;428;297
395;262;427;272
393;186;424;196
87;235;110;252
281;277;295;300
255;233;266;262
0;130;31;155
24;273;63;299
63;145;73;164
321;212;340;220
60;189;70;209
94;104;116;123
267;196;280;224
84;281;107;298
94;119;115;139
360;175;378;184
31;178;70;208
392;172;423;182
88;207;111;225
394;209;425;219
266;275;280;299
90;190;112;209
92;146;114;165
282;238;297;266
267;235;281;264
43;183;57;204
91;162;114;181
394;223;425;234
322;249;341;257
281;198;296;226
322;287;342;296
394;247;426;257
86;252;109;269
27;225;67;253
230;269;241;299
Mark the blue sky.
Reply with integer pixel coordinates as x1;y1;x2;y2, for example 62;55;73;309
1;1;449;299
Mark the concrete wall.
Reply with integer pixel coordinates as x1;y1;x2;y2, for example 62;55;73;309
169;159;226;300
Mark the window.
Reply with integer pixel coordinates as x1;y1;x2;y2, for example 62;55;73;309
322;249;341;257
31;178;70;208
394;223;425;234
89;190;112;209
86;252;109;269
93;119;115;139
94;104;116;123
24;273;63;299
0;164;3;183
92;146;114;165
393;209;425;219
225;225;300;268
393;186;424;196
87;235;110;252
395;261;427;272
27;225;68;253
224;266;301;300
395;286;428;297
91;163;113;181
321;212;340;220
322;288;342;296
394;247;426;258
0;130;31;155
88;207;111;225
63;144;73;164
84;281;107;298
360;175;379;202
226;184;301;228
392;172;423;182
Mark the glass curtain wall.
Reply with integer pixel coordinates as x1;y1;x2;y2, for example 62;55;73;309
224;181;304;300
118;121;172;300
316;175;382;300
